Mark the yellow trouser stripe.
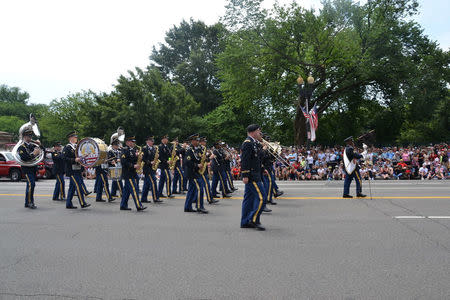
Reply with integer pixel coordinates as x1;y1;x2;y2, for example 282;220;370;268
149;175;156;201
164;169;170;195
57;175;64;199
202;174;211;202
252;182;264;223
25;174;31;204
218;172;225;193
193;179;200;208
129;179;141;208
355;171;362;187
268;174;272;200
226;171;233;188
176;166;183;189
71;175;85;205
101;173;110;199
81;180;88;194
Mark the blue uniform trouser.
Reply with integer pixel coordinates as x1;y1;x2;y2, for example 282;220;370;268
142;172;159;202
182;166;188;191
263;172;274;204
24;172;36;206
172;166;185;193
212;169;227;196
80;179;89;195
158;168;172;197
241;180;266;226
271;166;279;191
199;173;213;203
96;172;111;201
184;177;204;210
67;173;87;207
344;169;362;195
111;179;123;197
94;176;100;193
225;169;234;189
52;173;65;200
121;177;143;209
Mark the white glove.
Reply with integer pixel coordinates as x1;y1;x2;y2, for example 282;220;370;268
363;143;368;150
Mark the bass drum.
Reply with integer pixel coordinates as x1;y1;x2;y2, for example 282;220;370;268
76;137;108;168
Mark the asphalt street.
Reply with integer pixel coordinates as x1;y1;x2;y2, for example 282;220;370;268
0;179;449;299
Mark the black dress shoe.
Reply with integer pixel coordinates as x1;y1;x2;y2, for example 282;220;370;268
172;191;180;194
120;207;132;211
222;194;231;198
96;199;106;202
137;206;147;211
160;195;167;198
343;194;353;198
263;207;272;213
232;187;238;191
108;198;115;202
241;223;256;228
254;223;266;231
184;208;197;212
28;204;37;209
357;193;367;198
66;206;78;209
197;208;209;214
81;203;91;208
268;201;277;205
212;195;220;199
168;195;175;198
141;200;150;203
154;199;163;203
209;199;219;204
85;191;92;196
52;198;58;201
274;191;284;198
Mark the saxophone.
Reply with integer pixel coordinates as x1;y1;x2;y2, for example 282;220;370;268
152;146;160;171
136;145;144;175
199;145;208;175
169;141;179;170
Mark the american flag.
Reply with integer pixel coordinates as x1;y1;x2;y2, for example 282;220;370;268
301;106;310;120
309;103;319;130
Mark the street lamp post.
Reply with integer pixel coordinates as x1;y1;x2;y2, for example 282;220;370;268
297;75;315;148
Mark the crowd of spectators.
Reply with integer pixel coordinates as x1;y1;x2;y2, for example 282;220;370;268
229;143;449;181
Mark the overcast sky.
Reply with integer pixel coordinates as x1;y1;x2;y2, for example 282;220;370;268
0;0;448;105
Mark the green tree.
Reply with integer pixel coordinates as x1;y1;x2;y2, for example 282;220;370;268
151;19;227;115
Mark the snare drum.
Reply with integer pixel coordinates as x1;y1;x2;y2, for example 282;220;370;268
76;137;108;168
108;166;122;180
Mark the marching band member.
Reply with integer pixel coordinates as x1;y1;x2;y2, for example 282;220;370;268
157;135;174;198
120;136;147;211
199;136;218;204
260;141;273;212
141;136;162;203
171;137;185;194
18;129;40;209
108;139;123;198
51;142;65;202
211;141;231;199
223;144;237;192
63;131;91;209
240;124;266;231
95;149;112;203
343;136;367;198
184;134;208;214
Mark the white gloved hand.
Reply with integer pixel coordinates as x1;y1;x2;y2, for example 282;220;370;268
363;143;368;150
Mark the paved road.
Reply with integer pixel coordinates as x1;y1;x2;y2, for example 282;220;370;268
0;179;449;299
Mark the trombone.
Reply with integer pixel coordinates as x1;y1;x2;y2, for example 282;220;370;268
261;138;290;167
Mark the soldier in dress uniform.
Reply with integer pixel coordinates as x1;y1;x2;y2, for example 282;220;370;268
157;135;174;198
120;136;147;211
141;136;162;203
18;129;40;209
181;139;189;193
240;124;266;231
51;142;66;201
184;134;208;214
108;139;123;198
343;136;367;198
261;134;277;206
223;143;237;192
199;137;218;204
211;141;231;199
95;148;112;203
171;137;186;195
63;131;91;209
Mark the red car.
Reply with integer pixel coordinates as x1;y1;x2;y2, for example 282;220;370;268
0;151;46;181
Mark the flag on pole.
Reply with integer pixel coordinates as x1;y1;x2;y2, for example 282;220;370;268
309;103;319;130
301;106;310;121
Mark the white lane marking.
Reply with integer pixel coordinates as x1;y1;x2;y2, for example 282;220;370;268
394;216;426;219
428;216;450;219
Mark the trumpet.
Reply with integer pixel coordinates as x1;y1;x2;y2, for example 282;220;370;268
261;138;290;167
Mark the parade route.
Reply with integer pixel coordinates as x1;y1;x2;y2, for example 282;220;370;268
1;180;449;299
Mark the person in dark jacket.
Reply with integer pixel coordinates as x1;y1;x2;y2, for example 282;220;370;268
18;129;41;209
342;136;367;198
51;142;65;201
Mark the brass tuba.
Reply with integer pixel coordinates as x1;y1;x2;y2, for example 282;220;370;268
110;126;125;146
12;114;44;166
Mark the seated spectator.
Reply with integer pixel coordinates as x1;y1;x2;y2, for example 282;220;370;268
419;164;428;180
426;165;437;180
317;165;327;180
